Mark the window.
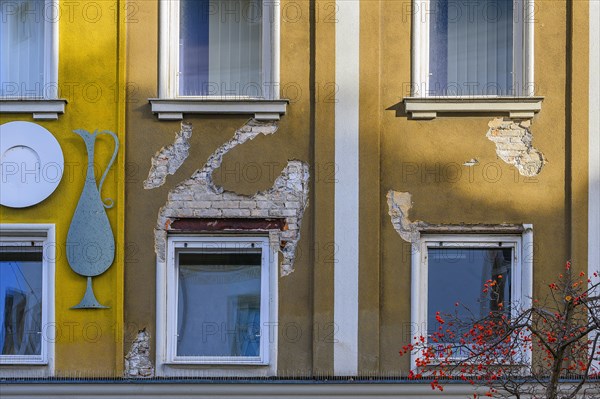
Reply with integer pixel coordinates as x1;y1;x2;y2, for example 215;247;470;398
410;230;533;369
0;224;54;372
0;0;64;120
160;0;278;100
0;0;58;99
405;0;541;119
153;0;287;120
415;0;532;97
161;236;277;371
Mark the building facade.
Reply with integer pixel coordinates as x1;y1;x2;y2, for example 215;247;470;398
1;0;599;397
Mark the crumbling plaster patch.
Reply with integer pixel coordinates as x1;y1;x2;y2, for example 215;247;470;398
154;119;310;276
386;190;428;243
144;122;193;189
387;190;527;242
486;118;546;176
124;329;154;378
463;158;479;167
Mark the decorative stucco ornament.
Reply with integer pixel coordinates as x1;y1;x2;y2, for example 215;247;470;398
0;121;64;208
67;129;119;309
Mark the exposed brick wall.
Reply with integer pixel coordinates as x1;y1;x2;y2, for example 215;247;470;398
154;119;309;276
486;118;546;176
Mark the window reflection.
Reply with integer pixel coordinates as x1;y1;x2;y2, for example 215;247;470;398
0;246;43;356
427;247;512;340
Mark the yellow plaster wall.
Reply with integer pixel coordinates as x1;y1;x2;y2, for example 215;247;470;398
0;0;126;375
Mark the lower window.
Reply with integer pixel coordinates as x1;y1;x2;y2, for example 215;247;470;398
0;224;54;368
411;231;533;367
166;236;274;365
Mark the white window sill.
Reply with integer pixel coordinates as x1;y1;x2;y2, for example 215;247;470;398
0;99;67;120
403;96;544;120
149;99;289;121
166;359;267;366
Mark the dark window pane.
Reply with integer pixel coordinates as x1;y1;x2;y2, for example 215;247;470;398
427;247;512;340
0;247;43;356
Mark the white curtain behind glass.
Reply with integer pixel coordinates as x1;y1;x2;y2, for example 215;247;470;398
176;259;261;357
429;0;514;96
180;0;263;97
0;0;46;98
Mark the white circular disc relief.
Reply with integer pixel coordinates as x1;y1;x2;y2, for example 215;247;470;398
0;121;64;208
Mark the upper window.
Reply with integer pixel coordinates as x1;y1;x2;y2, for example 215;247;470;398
411;232;533;368
413;0;534;97
0;224;54;370
0;0;58;99
160;0;278;100
164;236;275;366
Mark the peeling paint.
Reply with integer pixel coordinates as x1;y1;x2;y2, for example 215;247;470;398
463;158;479;167
486;118;546;176
387;190;526;241
124;329;154;378
144;122;193;189
155;119;309;276
386;190;427;243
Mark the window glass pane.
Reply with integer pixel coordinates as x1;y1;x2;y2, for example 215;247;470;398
179;0;263;97
0;246;43;356
177;250;262;357
427;247;512;341
429;0;514;96
0;0;46;97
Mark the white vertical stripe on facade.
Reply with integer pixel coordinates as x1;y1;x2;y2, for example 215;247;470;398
589;0;600;373
333;0;360;376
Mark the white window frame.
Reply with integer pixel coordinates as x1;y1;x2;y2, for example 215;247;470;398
0;0;64;120
153;0;286;121
0;224;55;376
159;0;279;100
157;235;278;376
410;227;533;371
405;0;541;119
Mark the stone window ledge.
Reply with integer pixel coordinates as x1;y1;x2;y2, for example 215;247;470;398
149;99;288;121
403;96;544;120
0;99;68;120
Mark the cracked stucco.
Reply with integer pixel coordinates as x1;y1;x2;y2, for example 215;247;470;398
486;118;546;176
124;329;154;378
386;190;427;243
463;158;479;167
387;190;529;242
155;119;309;276
144;122;193;189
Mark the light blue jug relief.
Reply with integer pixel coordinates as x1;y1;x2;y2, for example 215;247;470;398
67;130;119;309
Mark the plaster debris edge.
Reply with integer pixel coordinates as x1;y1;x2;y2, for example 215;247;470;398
387;190;529;243
144;122;193;189
386;191;427;243
124;329;154;378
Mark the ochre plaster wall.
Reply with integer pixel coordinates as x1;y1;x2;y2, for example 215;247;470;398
123;0;590;377
124;0;321;375
375;0;589;373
